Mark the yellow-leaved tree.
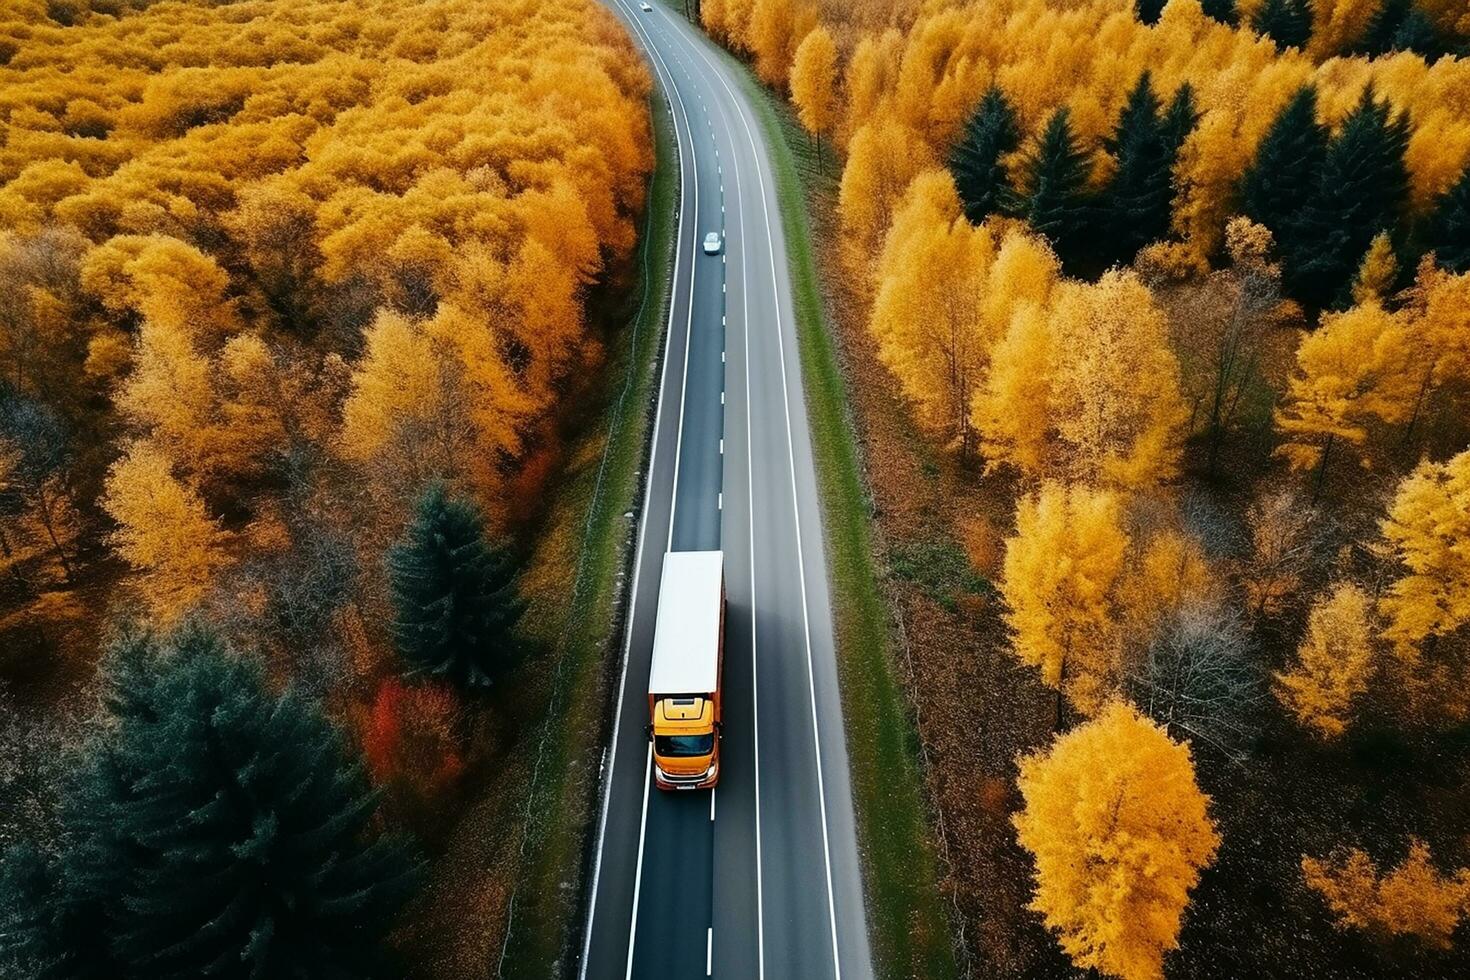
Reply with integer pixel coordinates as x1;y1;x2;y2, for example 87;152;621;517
746;0;816;88
1001;482;1129;723
838;115;936;289
790;26;838;168
868;172;995;454
1350;232;1398;307
1303;840;1470;949
1274;583;1376;739
102;440;232;626
976;270;1188;489
1274;302;1419;498
1378;450;1470;662
1014;701;1220;980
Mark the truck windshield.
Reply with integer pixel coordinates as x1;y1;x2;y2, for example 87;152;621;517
655;733;714;757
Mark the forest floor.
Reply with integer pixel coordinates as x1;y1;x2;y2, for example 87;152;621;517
396;88;680;978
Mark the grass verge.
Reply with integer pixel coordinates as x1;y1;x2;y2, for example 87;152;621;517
706;37;959;980
495;82;678;978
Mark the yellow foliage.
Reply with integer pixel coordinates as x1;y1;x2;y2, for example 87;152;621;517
1378;449;1470;661
1119;527;1217;646
2;0;656;507
1401;258;1470;392
1001;482;1129;715
838;115;937;288
868;172;996;450
790;26;839;145
747;0;818;88
102;440;232;626
1014;701;1220;980
1274;583;1375;739
1304;840;1470;949
1274;302;1419;476
1350;232;1398;307
977;270;1188;489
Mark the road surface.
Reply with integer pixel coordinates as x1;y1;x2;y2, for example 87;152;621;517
579;3;874;979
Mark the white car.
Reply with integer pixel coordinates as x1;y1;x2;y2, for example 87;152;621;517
703;232;722;255
639;2;652;10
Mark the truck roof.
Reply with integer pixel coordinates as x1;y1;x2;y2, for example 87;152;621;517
648;550;723;695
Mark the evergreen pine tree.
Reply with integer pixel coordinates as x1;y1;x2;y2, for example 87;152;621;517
1286;86;1412;309
1426;165;1470;273
1241;85;1327;253
948;85;1022;225
1162;82;1200;158
1201;0;1237;26
388;481;525;689
0;626;421;980
1104;74;1198;263
1019;108;1096;272
1136;0;1167;25
1391;7;1447;58
1253;0;1313;50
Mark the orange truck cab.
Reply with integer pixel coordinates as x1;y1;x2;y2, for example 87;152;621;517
647;551;725;790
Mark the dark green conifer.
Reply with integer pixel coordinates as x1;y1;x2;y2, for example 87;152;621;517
1136;0;1166;25
1240;85;1326;249
1201;0;1237;26
948;85;1021;225
1252;0;1312;50
1286;86;1411;308
1103;74;1198;263
1018;108;1096;272
388;481;525;689
0;626;420;980
1425;165;1470;273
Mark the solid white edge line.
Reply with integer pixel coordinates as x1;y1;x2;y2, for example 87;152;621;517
579;1;698;977
624;746;655;980
680;23;844;980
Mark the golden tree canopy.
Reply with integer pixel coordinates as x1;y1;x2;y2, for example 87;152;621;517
1304;839;1470;949
1001;481;1129;714
1379;449;1470;659
1274;583;1375;739
1014;701;1220;980
790;26;839;143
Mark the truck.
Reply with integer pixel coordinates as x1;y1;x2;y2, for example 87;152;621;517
647;550;725;790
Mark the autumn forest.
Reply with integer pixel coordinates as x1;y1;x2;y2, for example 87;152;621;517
0;0;652;975
2;0;1470;977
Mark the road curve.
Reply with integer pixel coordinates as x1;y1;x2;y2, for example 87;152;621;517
579;3;874;979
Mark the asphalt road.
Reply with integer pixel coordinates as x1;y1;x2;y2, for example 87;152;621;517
579;4;874;979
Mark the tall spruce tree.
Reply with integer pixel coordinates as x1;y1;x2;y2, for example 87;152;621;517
1201;0;1237;26
949;85;1021;225
0;626;420;980
1136;0;1167;25
1103;75;1198;263
1241;85;1327;253
1253;0;1313;50
1426;165;1470;273
388;481;525;689
1162;82;1200;157
1019;108;1096;272
1286;86;1412;309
